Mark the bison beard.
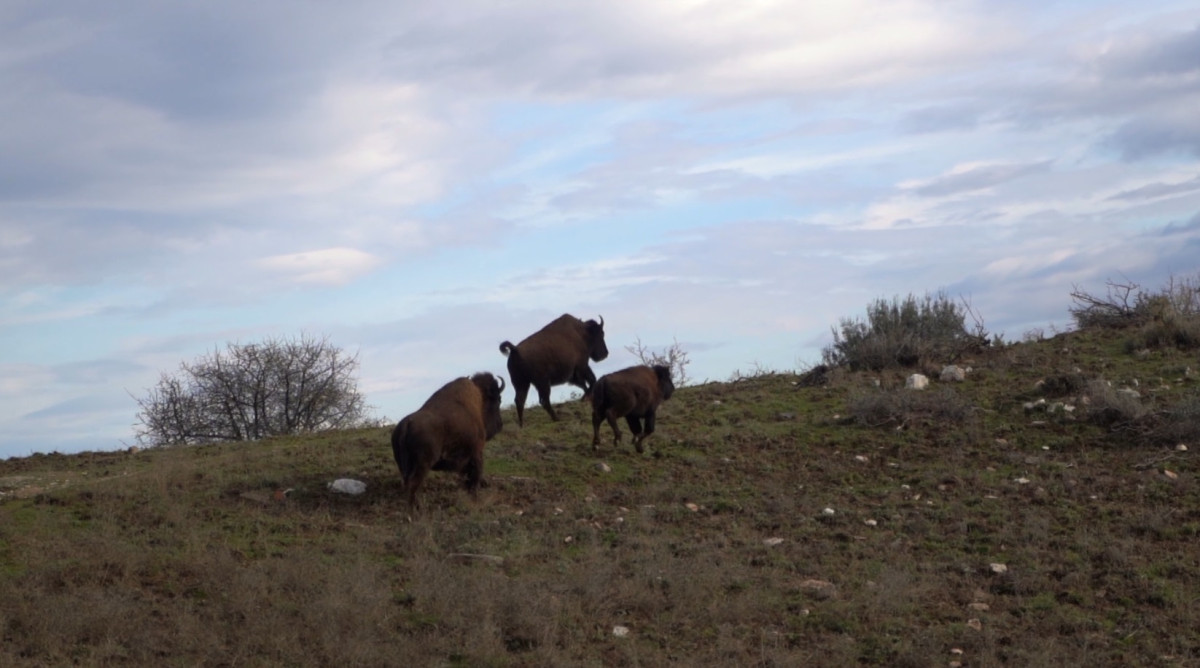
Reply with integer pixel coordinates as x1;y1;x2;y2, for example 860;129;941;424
591;364;675;453
391;372;505;509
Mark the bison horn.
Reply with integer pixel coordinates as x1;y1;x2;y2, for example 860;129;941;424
497;375;506;393
597;314;604;327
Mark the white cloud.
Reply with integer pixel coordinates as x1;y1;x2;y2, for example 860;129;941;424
256;247;383;286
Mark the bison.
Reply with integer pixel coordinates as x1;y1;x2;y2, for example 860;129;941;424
590;364;675;453
499;314;608;426
390;372;505;508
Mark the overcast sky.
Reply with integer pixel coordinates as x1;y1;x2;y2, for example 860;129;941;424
2;1;1199;458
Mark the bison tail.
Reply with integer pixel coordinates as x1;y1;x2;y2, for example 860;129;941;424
589;377;608;409
499;341;516;357
391;419;414;482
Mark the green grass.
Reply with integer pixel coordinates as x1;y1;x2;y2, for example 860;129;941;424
2;327;1200;665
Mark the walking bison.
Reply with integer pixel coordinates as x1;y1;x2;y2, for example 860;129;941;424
499;314;608;426
590;364;675;453
390;372;505;508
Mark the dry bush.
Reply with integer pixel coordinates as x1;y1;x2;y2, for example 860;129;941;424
847;387;973;427
626;335;691;386
1084;379;1148;427
1147;393;1200;446
1072;273;1200;351
823;292;985;372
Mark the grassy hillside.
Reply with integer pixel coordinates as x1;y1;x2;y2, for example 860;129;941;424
2;326;1198;666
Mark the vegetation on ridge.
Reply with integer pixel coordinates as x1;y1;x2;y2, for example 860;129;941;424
1;276;1198;665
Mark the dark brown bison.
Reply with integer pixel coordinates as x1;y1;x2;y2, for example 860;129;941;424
499;314;608;426
590;364;675;453
391;372;505;508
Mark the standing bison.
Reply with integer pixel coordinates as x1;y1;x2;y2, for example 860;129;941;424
390;372;505;508
590;364;675;453
499;314;608;426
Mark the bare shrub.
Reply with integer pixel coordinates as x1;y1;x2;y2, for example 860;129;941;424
1072;273;1200;348
1148;393;1200;445
823;291;984;371
626;336;691;386
134;334;370;446
848;387;972;427
1084;379;1148;427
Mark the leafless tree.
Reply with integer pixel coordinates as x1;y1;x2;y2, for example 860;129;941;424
625;336;691;387
134;334;370;446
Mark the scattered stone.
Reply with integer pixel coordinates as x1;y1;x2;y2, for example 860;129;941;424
951;648;965;655
994;438;1009;446
940;365;966;382
596;462;612;473
1177;444;1189;452
238;490;273;505
564;536;574;544
446;553;504;566
989;563;1008;575
854;455;869;463
799;579;837;600
906;374;929;390
327;479;366;495
864;519;878;527
822;507;836;516
685;503;700;512
776;412;796;421
1163;469;1179;480
968;602;990;612
612;625;630;638
967;618;983;631
763;537;784;547
1117;388;1141;400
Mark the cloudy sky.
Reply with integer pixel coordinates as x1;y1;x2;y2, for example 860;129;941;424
2;1;1199;458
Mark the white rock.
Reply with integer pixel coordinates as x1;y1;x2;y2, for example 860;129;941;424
612;625;630;637
596;462;612;473
940;365;966;382
864;519;878;527
822;507;836;516
763;537;784;547
327;478;367;495
989;563;1008;574
854;455;869;463
906;374;929;390
1177;444;1189;452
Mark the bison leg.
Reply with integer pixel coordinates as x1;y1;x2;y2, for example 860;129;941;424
626;415;646;453
512;381;530;427
591;409;605;450
404;465;428;509
462;447;484;498
605;410;623;447
633;409;658;453
570;366;597;397
535;381;558;421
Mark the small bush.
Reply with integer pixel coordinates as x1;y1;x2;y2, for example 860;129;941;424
1084;380;1147;427
848;387;972;427
1072;273;1200;350
1148;394;1200;445
823;292;982;371
626;336;691;386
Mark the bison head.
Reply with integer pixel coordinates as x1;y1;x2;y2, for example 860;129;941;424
652;365;675;400
471;372;506;439
586;315;609;362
